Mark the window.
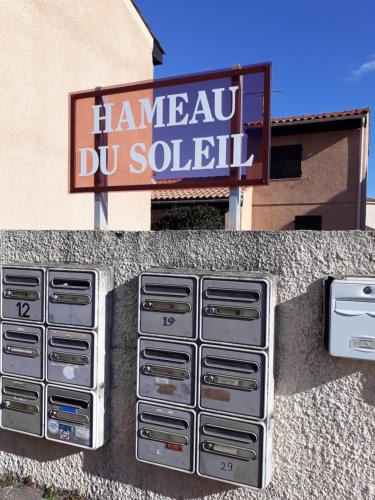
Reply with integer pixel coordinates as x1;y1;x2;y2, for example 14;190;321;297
295;215;322;230
270;144;302;179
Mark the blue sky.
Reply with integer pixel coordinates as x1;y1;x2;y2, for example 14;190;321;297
136;0;375;196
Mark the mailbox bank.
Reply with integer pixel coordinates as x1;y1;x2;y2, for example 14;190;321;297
136;269;275;490
0;263;112;449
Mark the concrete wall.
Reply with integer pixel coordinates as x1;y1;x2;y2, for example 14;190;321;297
0;229;374;499
0;0;154;230
251;128;364;230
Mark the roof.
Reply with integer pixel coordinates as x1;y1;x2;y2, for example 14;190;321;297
270;108;369;126
129;0;165;56
152;108;370;202
152;186;231;201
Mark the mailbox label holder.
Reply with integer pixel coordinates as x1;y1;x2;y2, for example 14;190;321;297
136;400;196;474
137;337;197;407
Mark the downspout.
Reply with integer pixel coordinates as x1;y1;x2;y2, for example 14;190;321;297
356;115;366;229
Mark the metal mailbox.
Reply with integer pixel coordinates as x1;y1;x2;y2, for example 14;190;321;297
46;384;105;449
200;276;271;348
1;322;44;380
47;269;97;328
199;345;267;419
137;338;196;407
139;272;199;340
46;328;95;388
197;412;270;489
1;377;44;437
2;266;45;323
136;401;196;473
327;276;375;361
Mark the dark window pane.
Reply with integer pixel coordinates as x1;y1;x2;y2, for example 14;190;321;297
295;215;322;230
270;144;302;179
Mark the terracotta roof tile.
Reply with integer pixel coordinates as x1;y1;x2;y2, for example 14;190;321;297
152;186;231;201
246;108;369;127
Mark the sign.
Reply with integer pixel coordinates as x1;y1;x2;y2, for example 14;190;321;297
69;63;271;193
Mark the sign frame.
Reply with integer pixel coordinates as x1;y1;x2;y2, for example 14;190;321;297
69;63;271;193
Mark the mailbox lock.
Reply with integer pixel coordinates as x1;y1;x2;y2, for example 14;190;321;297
363;286;372;295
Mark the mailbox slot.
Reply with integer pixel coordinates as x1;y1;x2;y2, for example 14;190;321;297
46;385;93;448
1;323;44;380
198;413;266;488
201;277;268;348
1;378;44;437
139;273;198;339
47;270;96;328
328;278;375;360
46;328;95;388
138;338;196;407
199;345;267;419
136;401;195;473
2;267;45;323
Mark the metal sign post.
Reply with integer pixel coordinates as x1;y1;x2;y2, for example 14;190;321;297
94;87;108;230
228;66;243;231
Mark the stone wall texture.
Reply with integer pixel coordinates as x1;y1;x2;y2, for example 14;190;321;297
0;230;374;500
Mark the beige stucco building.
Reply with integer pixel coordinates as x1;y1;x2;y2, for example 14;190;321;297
0;0;162;230
152;109;370;230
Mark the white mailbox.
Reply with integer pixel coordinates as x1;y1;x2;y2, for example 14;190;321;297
328;276;375;361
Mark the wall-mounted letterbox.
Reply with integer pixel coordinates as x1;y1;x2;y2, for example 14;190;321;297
46;384;105;449
47;269;97;328
136;401;196;473
327;276;375;361
137;338;196;407
139;272;198;340
1;322;44;380
1;266;45;323
200;276;272;348
197;413;270;489
0;377;44;437
199;345;267;419
46;328;95;389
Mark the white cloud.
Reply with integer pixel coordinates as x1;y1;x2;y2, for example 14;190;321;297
350;56;375;79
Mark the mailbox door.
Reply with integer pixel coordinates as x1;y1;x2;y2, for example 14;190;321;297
199;346;266;419
46;385;93;447
47;270;96;328
136;401;195;473
1;323;44;380
329;280;375;360
46;328;94;388
198;413;265;488
139;274;197;339
2;267;44;323
201;278;268;348
138;338;196;407
1;378;43;436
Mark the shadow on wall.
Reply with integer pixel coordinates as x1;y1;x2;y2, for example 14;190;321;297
274;279;364;395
